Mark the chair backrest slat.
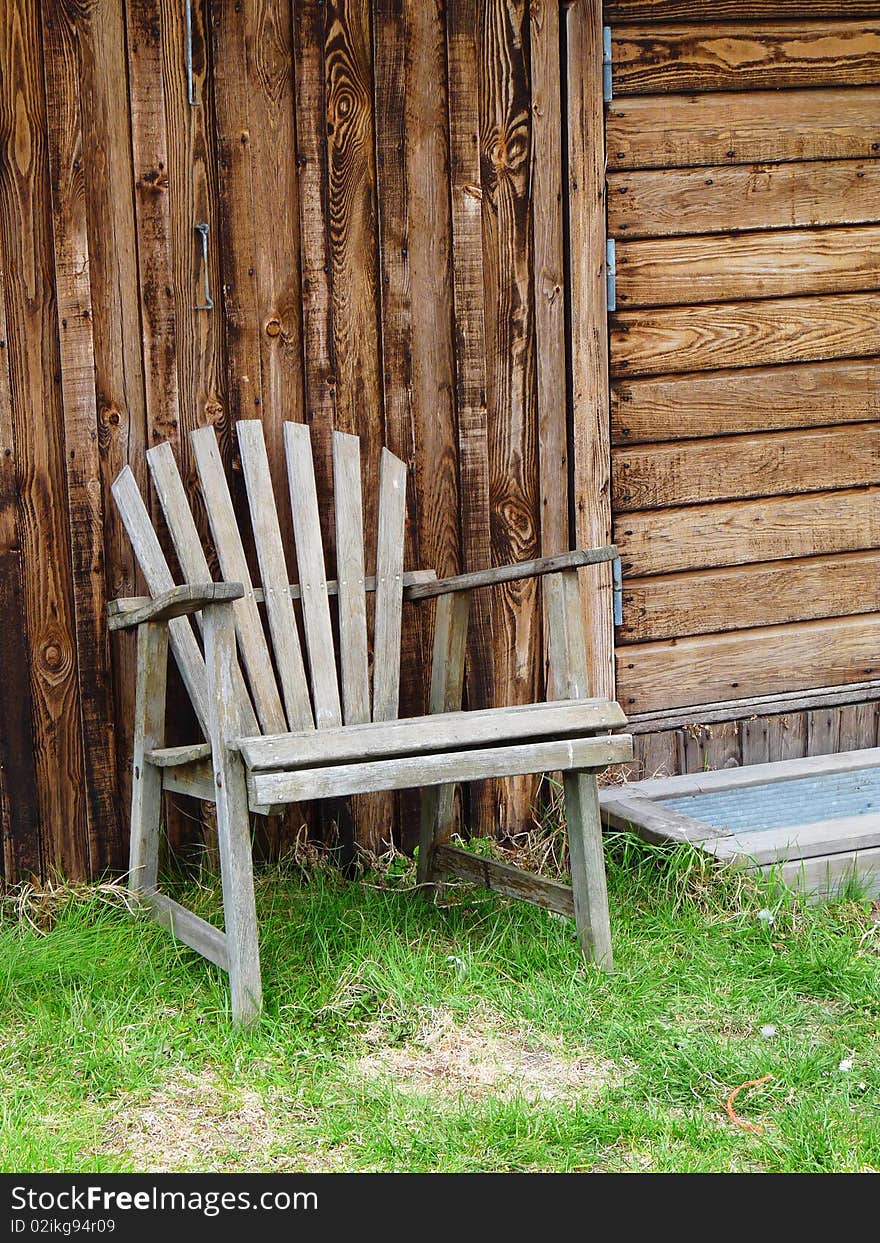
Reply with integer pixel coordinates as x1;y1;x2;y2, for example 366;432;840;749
111;466;210;736
332;431;371;725
236;421;314;732
146;442;261;739
284;421;343;729
191;427;288;736
372;447;407;722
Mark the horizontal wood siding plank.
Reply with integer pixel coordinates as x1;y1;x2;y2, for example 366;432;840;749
605;3;880;25
615;226;880;309
606;88;880;170
607;161;880;240
616;614;880;715
611;359;880;444
618;552;880;644
613;425;880;511
616;487;880;577
610;293;880;376
611;21;880;95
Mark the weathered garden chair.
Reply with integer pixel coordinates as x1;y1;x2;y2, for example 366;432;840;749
108;420;633;1023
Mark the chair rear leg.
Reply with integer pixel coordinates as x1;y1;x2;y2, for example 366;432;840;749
129;622;168;894
203;601;263;1025
564;769;614;971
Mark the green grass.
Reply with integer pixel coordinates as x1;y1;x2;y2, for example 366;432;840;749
1;835;878;1173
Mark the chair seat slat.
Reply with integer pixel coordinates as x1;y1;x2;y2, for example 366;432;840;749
284;422;342;728
237;421;314;731
191;427;288;735
372;448;407;721
147;441;260;739
110;466;210;735
332;431;371;724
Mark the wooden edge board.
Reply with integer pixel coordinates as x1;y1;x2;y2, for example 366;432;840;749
248;734;634;804
139;891;229;971
146;742;213;767
762;849;880;904
161;757;215;802
108;583;244;630
110;569;437;618
605;746;880;802
239;698;629;769
629;680;880;732
406;547;618;600
600;792;730;843
704;813;880;867
432;844;575;917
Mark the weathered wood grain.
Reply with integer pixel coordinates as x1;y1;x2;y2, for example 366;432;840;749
605;1;880;21
249;733;634;804
408;548;617;599
433;844;575;917
0;0;89;877
0;270;41;881
606;88;880;170
618;552;880;644
611;359;880;444
108;582;244;630
616;486;880;577
615;226;880;309
608;161;880;240
128;621;167;893
372;448;407;721
332;431;371;724
566;0;614;700
241;698;626;769
613;425;880;511
143;890;229;971
75;0;148;840
237;420;313;730
610;293;880;377
481;0;542;832
43;0;122;870
616;614;880;715
611;21;880;95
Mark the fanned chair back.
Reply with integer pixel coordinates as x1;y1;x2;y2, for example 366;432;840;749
111;420;408;743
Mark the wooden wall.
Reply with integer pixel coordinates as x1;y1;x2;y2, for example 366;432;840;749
604;3;880;723
0;0;609;881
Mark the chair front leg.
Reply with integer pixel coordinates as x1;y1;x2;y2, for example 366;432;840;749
202;599;263;1024
417;590;471;886
545;569;614;971
129;621;169;894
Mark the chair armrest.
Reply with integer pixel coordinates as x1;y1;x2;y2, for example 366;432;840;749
107;583;244;631
403;546;617;601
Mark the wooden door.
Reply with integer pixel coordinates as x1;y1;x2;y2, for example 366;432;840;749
603;3;880;719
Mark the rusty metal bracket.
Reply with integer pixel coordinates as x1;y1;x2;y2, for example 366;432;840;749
195;222;213;310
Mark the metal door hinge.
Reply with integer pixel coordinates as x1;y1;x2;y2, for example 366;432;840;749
603;26;613;102
606;238;617;313
612;556;623;628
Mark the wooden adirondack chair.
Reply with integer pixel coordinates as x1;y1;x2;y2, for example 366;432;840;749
108;420;633;1023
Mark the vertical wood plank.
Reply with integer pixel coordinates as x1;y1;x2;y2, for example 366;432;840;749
766;711;808;762
0;0;89;877
0;268;41;882
838;702;879;752
372;447;407;721
237;419;313;730
481;0;542;833
371;0;425;727
446;0;495;831
76;0;148;849
807;707;841;757
681;722;741;773
565;0;614;699
404;0;460;709
202;598;262;1024
333;431;371;724
632;729;681;781
191;426;287;734
129;621;168;893
284;421;343;728
292;0;338;530
42;0;122;871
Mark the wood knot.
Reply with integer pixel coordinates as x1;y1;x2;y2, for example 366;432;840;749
265;318;281;338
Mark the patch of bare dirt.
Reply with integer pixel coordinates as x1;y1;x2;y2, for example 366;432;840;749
98;1069;344;1173
355;1006;623;1103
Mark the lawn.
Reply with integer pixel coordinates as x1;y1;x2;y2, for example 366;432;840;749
1;831;878;1173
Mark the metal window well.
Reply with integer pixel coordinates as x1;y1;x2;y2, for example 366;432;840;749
599;748;880;901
